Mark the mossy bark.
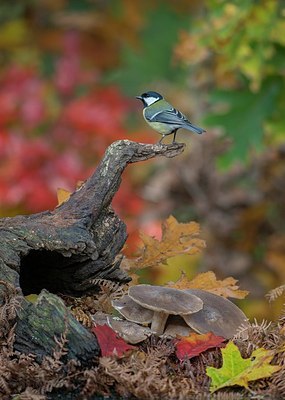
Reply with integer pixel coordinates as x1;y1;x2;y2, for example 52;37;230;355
14;290;99;363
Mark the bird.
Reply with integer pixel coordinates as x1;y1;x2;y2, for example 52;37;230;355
136;91;205;144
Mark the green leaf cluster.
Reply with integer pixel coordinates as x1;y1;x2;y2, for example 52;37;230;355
108;6;189;93
205;77;282;165
190;0;285;164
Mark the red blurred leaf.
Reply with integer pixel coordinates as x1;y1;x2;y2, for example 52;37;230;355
0;92;18;125
92;324;136;357
0;64;146;221
64;87;129;140
54;31;81;96
175;332;225;361
113;178;144;216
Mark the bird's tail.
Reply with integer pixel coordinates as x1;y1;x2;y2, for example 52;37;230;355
185;122;205;134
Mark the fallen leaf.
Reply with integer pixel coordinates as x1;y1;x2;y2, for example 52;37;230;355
206;341;281;393
175;332;225;361
122;215;205;271
92;324;136;357
57;182;84;206
168;271;248;299
57;187;71;206
25;294;39;303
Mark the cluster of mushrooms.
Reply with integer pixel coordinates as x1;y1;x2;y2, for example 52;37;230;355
93;284;248;344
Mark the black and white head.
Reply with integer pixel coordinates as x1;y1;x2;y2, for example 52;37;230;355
136;91;163;107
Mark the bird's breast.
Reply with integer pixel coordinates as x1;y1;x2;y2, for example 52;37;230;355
143;109;173;134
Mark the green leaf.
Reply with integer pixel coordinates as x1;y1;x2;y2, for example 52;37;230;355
206;341;281;393
107;6;188;92
205;78;281;166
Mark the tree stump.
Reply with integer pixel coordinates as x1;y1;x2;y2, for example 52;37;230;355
0;139;185;362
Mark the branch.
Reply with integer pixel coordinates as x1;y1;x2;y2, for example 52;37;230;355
0;140;185;362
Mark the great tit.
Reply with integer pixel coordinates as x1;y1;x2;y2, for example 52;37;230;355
136;91;205;143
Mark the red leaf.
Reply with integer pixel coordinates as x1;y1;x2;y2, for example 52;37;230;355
92;324;136;357
175;332;225;361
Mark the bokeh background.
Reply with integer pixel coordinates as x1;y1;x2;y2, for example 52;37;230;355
1;0;285;320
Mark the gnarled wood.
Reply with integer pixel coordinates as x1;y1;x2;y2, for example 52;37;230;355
0;139;185;362
0;140;184;297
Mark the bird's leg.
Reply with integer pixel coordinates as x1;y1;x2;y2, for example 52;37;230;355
172;130;178;143
158;135;166;145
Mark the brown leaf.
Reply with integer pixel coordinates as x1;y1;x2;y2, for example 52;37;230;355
122;215;205;271
168;271;248;299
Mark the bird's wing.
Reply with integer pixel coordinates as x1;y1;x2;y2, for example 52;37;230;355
146;107;190;127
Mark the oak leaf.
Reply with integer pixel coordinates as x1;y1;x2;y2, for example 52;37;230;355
92;324;136;357
206;341;281;393
175;332;225;361
122;215;205;271
168;271;248;299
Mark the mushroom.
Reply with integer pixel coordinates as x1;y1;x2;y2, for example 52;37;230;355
107;316;151;344
112;294;154;325
92;311;109;325
92;311;151;344
163;315;194;338
182;289;249;339
128;285;203;335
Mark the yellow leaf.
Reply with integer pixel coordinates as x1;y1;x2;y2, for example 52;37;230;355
271;20;285;45
207;341;281;393
57;187;72;206
25;294;39;303
122;216;205;271
0;20;29;49
168;271;248;299
56;182;84;206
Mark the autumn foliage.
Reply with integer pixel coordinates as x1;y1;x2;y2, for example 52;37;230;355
1;0;285;398
175;332;225;361
207;342;281;393
92;324;135;357
1;216;285;399
122;216;205;271
0;64;142;217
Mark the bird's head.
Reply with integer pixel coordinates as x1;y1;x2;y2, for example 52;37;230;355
136;91;163;107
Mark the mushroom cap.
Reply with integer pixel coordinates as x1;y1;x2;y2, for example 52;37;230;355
182;289;249;339
92;311;151;344
163;315;194;338
128;285;203;315
92;311;109;326
108;317;151;344
112;294;154;324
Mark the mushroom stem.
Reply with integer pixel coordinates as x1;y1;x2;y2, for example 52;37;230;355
150;311;169;335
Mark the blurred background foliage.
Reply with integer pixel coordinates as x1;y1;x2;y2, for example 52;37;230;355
0;0;285;320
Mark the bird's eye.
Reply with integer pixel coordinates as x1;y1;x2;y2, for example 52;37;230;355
142;93;148;97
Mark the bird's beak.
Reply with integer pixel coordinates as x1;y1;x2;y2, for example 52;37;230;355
136;95;143;100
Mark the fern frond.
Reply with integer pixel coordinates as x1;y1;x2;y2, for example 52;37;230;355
266;285;285;302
